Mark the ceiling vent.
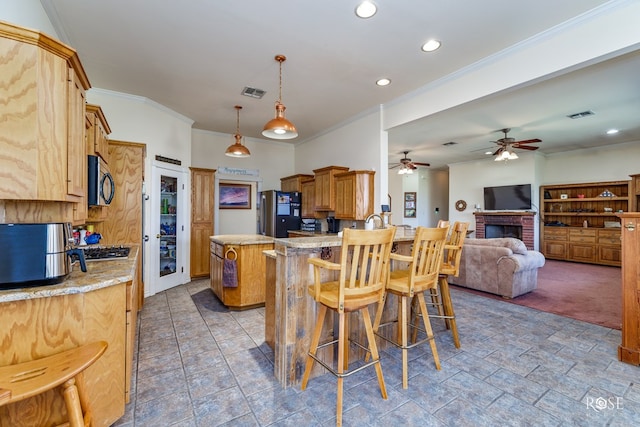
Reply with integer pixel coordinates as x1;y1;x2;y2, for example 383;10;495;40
567;110;594;119
241;87;266;99
443;141;457;146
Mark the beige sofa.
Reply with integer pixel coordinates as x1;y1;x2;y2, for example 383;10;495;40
448;238;545;298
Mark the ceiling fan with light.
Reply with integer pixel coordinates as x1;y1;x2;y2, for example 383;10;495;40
389;151;430;174
492;128;541;161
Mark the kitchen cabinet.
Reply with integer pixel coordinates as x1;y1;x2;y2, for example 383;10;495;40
210;235;274;309
190;167;215;278
86;104;111;163
280;174;313;192
100;140;146;308
616;213;640;366
540;180;630;266
0;21;90;206
313;166;349;211
301;177;316;218
334;170;375;220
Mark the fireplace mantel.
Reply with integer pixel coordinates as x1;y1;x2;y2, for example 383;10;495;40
474;211;536;250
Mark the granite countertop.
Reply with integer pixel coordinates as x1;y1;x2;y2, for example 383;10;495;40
0;246;139;303
275;226;415;249
210;234;275;245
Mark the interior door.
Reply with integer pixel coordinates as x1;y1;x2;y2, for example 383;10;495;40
151;162;188;293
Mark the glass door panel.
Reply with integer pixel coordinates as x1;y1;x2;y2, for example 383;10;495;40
160;175;177;277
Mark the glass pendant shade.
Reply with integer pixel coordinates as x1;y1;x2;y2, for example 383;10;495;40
225;105;251;157
262;55;298;140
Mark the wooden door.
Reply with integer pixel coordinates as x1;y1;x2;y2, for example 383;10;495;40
190;168;215;278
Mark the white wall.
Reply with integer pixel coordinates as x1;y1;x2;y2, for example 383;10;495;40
0;0;58;36
295;110;385;214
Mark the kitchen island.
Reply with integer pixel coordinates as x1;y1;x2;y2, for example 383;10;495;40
269;228;415;387
0;247;138;427
210;234;274;309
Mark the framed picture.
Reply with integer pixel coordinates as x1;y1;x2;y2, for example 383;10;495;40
219;183;251;209
404;192;416;218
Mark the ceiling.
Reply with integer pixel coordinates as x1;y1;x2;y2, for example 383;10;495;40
39;0;640;169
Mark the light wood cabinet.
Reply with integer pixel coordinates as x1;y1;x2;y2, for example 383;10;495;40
86;104;111;163
281;174;313;192
100;141;146;308
210;240;274;309
334;170;375;220
313;166;349;211
0;21;90;204
190;168;215;278
616;213;640;366
540;180;630;266
630;173;640;212
301;177;316;218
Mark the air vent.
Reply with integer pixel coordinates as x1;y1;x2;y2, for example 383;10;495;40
443;141;457;146
241;87;266;99
567;110;594;119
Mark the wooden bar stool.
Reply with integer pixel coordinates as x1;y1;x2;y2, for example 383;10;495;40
0;341;108;427
301;227;396;426
373;226;448;389
424;221;469;348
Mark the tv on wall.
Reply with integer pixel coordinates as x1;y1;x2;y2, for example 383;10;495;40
483;184;532;210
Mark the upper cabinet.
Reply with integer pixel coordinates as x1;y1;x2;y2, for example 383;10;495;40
86;104;112;164
0;21;91;203
280;174;313;193
300;177;316;219
313;166;349;211
334;170;375;220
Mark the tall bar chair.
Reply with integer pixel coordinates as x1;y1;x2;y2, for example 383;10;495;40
0;341;107;427
426;221;469;348
301;226;396;427
372;226;448;389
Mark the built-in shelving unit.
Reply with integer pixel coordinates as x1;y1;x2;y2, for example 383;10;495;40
540;180;630;266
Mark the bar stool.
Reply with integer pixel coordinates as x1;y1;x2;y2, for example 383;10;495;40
0;341;108;427
427;221;469;348
372;226;448;389
301;227;396;427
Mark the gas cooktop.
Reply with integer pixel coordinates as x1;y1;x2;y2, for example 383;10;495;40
82;246;131;261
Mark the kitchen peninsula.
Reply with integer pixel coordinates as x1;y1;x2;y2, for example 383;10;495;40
0;248;139;427
268;228;415;387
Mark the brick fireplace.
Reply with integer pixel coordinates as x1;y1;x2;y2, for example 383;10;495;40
474;212;536;250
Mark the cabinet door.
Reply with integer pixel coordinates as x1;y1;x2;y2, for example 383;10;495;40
569;243;596;263
544;241;567;259
334;174;355;219
67;66;86;199
301;179;315;218
190;168;215;278
314;171;332;210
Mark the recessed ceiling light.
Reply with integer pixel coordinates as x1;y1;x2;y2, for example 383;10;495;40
355;1;377;19
421;39;441;52
485;151;493;155
376;78;391;86
606;129;619;135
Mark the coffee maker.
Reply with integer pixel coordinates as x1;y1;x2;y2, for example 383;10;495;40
326;217;340;234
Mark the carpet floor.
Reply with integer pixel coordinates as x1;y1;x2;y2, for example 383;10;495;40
452;259;622;330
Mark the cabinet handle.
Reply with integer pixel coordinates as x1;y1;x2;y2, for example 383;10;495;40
624;222;635;231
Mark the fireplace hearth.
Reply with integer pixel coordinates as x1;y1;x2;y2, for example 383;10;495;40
474;211;535;250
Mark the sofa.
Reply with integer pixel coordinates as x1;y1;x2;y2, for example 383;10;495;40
448;238;546;298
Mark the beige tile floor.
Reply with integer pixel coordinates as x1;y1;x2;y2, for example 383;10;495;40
113;279;639;426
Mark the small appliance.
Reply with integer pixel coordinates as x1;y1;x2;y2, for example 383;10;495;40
0;223;86;289
326;217;340;233
88;154;115;206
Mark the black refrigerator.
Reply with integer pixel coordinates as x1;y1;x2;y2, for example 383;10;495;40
258;190;301;237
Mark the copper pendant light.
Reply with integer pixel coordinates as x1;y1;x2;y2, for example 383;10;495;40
225;105;251;158
262;55;298;140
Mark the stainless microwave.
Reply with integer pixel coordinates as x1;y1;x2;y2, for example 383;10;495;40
88;155;115;206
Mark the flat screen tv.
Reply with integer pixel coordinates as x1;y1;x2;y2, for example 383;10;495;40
483;184;532;210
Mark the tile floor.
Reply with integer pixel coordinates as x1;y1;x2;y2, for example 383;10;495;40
113;279;639;426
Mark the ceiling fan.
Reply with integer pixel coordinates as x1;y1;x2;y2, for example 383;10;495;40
389;151;430;173
492;128;541;161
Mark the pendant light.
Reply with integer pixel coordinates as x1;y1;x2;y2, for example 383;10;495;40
225;105;251;158
262;55;298;140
